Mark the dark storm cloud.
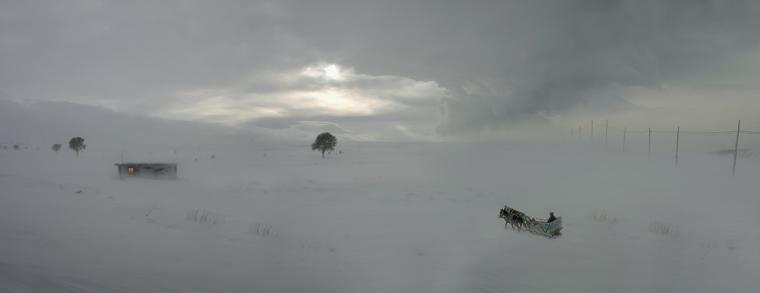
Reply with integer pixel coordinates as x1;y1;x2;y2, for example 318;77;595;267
264;1;760;133
2;0;760;136
431;0;760;133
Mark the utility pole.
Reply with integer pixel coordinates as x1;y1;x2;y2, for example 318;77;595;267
622;127;627;152
675;126;680;167
604;120;609;150
648;128;652;160
733;120;741;176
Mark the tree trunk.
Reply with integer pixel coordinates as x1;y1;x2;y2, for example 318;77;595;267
321;149;325;158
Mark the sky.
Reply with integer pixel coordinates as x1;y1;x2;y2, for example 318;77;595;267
2;0;760;141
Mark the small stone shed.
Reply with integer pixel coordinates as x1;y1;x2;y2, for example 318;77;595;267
115;163;177;179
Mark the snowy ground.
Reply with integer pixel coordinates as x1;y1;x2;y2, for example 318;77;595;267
1;141;759;293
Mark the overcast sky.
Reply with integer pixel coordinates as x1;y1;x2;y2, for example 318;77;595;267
2;0;760;140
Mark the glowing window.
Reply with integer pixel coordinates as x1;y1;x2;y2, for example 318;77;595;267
127;167;135;175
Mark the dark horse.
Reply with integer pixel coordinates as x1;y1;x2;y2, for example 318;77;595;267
499;206;527;231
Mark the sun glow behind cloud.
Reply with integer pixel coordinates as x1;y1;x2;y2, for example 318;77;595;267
323;64;342;81
158;63;447;137
300;63;349;82
294;88;390;115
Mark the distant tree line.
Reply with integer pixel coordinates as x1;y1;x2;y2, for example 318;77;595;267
2;137;86;157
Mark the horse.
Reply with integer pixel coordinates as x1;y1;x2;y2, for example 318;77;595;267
499;207;522;230
499;206;527;231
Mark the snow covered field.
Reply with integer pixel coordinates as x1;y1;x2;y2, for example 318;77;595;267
1;141;759;293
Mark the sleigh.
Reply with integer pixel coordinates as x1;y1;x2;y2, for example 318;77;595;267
499;205;562;238
525;217;562;238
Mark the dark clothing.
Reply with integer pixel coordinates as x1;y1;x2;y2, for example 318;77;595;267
548;213;557;222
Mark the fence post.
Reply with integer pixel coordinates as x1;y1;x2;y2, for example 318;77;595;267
591;120;594;140
622;127;627;152
675;126;680;167
648;128;652;160
605;120;609;150
733;120;741;176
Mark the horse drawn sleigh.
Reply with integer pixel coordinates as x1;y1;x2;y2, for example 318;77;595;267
499;205;562;238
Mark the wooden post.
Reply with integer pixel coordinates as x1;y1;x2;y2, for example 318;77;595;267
733;120;741;176
675;126;680;167
648;128;652;160
604;120;609;150
591;120;594;139
622;127;627;152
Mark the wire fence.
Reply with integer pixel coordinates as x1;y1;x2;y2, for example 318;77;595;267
570;120;759;175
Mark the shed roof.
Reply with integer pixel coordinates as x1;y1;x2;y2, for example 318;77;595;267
114;163;176;167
